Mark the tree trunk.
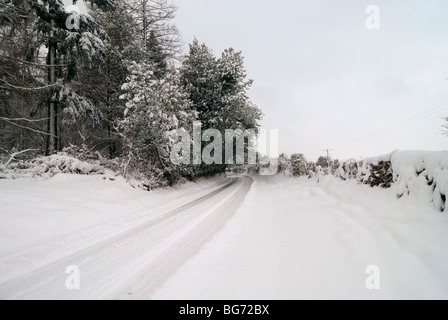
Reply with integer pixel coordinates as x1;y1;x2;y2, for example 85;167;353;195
106;84;115;158
143;0;148;51
48;19;56;155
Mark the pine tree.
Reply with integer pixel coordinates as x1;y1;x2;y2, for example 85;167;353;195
180;39;221;130
84;0;177;159
147;30;168;79
181;40;262;132
0;0;41;152
180;40;262;174
119;61;196;185
25;0;114;155
82;1;138;158
216;48;262;132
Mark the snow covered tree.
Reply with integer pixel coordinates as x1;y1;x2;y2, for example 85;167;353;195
1;1;265;186
147;30;168;79
0;0;42;152
2;0;115;155
119;61;196;185
291;154;308;176
180;39;220;130
41;0;113;154
278;153;291;174
330;159;340;174
217;48;262;132
122;0;181;61
359;160;394;188
180;40;262;133
80;1;138;158
180;40;262;175
77;0;178;159
340;160;359;180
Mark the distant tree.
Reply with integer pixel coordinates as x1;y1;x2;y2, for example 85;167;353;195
330;158;340;175
278;153;291;173
328;158;339;168
316;156;329;168
291;154;308;176
341;160;359;180
333;159;340;168
443;117;448;136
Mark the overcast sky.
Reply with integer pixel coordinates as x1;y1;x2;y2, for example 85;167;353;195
174;0;448;161
68;0;448;161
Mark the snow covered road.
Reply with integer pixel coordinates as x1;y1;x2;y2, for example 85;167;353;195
1;173;448;300
153;175;448;300
0;176;252;299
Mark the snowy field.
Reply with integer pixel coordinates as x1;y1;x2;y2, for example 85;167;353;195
0;162;448;299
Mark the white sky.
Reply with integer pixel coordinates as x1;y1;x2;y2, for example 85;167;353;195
174;0;448;161
68;0;448;161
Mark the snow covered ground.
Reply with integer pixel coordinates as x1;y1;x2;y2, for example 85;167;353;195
0;174;227;256
153;175;448;300
0;174;251;299
1;169;448;299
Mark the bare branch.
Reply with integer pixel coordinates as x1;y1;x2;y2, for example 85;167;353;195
0;78;60;91
0;118;58;138
0;117;49;123
0;55;67;68
3;149;38;168
0;147;9;155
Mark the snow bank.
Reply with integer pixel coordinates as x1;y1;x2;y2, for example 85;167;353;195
0;154;105;179
357;151;395;188
282;150;447;213
337;151;448;213
391;151;448;213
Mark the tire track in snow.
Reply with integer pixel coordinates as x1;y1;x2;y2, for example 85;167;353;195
0;176;252;300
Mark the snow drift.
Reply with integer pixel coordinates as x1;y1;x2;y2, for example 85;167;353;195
0;154;105;179
341;151;448;213
391;151;448;213
278;150;447;213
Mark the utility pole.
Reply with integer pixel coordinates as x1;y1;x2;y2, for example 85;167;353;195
322;149;333;160
322;148;333;169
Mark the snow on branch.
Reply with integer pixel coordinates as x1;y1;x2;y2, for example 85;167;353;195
1;148;38;169
57;88;103;126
